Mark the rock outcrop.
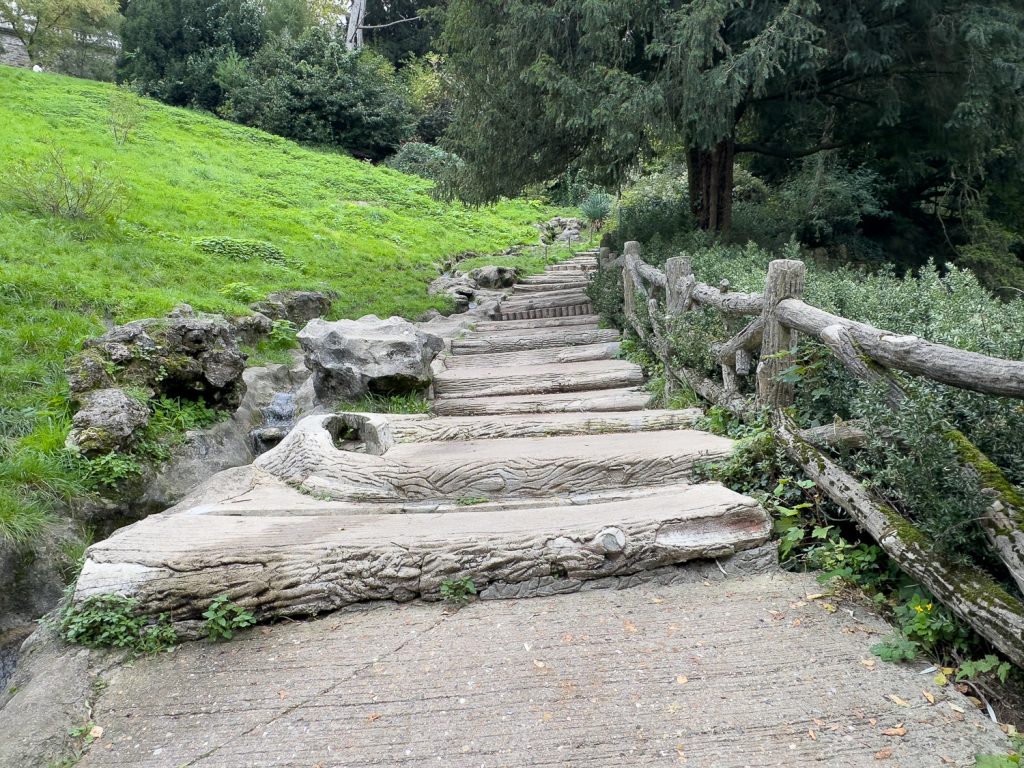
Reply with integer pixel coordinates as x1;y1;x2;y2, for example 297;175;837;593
65;388;149;455
297;315;443;401
468;265;518;289
251;290;333;327
428;274;478;313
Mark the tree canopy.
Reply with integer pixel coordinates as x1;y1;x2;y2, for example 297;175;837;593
442;1;1024;234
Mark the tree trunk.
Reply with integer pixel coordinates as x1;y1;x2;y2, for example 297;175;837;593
688;139;735;235
346;0;366;50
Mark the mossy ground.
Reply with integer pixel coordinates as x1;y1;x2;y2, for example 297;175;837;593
0;65;561;546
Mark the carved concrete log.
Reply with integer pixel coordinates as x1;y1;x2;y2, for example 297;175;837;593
441;342;621;370
819;324;906;409
715;316;765;367
757;260;806;408
666;256;696;314
776;418;1024;668
433;360;644;399
75;482;770;623
776;299;1024;399
798;420;869;451
387;409;702;443
499;289;591;311
256;417;736;503
432;387;652;416
735;349;752;376
514;281;590;293
691;284;763;315
472;317;598;332
451;328;619;355
635;261;667;291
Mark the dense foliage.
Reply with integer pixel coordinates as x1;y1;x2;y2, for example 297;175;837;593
216;29;414;159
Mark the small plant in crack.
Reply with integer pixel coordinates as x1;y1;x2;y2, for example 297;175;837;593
455;496;489;506
440;576;477;606
203;595;256;641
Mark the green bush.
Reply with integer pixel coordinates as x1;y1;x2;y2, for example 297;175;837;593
586;263;625;330
217;29;414;160
10;145;126;221
385;142;462;185
615;167;692;245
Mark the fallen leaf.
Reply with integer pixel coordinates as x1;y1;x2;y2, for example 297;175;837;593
651;596;665;604
940;757;955;764
533;660;547;670
888;694;910;707
922;690;936;705
808;729;817;741
676;675;689;685
948;703;965;714
806;593;830;600
822;602;838;614
881;726;907;737
861;659;877;670
933;673;948;686
623;620;638;633
367;713;381;723
89;725;104;741
278;690;287;700
942;667;955;676
542;712;553;722
874;748;892;760
813;718;826;727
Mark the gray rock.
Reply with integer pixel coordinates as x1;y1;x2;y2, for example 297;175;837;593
252;291;332;326
230;312;274;346
67;311;247;408
468;266;518;289
65;388;149;455
428;274;478;312
298;315;443;401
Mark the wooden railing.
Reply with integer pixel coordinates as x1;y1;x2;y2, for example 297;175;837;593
613;240;1024;666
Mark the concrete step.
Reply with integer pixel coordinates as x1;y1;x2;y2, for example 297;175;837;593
495;304;593;321
434;360;643;399
499;287;590;310
75;481;768;623
432;387;652;415
471;316;599;332
520;274;592;285
440;342;621;369
514;281;590;293
388;409;702;443
451;327;618;355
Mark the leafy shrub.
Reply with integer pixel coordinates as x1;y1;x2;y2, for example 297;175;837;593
203;594;256;641
219;282;262;303
56;593;177;653
586;263;624;330
193;237;288;266
385;142;462;185
616;167;692;244
217;29;414;160
108;86;147;146
579;192;613;230
11;145;126;220
80;451;143;490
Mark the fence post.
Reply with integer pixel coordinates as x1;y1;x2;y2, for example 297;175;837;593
666;256;695;315
756;259;806;408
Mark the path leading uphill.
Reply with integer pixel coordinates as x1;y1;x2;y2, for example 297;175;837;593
4;251;1010;767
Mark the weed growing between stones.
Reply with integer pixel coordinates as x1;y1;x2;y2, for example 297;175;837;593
203;595;256;641
334;393;432;415
440;577;477;606
54;593;177;654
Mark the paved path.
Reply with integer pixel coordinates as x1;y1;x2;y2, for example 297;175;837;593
77;574;1006;767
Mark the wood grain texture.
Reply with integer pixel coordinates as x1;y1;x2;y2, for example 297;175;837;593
451;328;619;354
431;387;652;415
434;360;643;398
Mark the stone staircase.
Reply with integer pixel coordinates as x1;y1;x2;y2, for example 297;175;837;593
73;251;773;624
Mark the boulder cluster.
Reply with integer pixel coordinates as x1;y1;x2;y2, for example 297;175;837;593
65;291;332;456
428;265;519;313
537;216;585;245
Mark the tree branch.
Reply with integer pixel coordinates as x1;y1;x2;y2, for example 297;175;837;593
734;140;848;158
360;16;420;31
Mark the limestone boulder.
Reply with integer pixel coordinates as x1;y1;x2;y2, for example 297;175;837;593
65;388;149;455
298;315;443;401
468;266;518;290
251;291;333;327
428;274;477;313
67;306;247;408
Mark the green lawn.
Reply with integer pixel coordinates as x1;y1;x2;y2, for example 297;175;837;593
0;65;555;545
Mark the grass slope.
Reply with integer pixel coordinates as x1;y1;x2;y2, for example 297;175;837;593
0;65;552;544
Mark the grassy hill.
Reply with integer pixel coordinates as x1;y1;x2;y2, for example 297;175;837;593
0;65;555;546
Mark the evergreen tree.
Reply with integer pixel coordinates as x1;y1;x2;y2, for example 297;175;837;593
442;1;1024;234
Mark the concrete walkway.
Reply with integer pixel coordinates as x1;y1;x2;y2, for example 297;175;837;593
76;574;1006;767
